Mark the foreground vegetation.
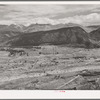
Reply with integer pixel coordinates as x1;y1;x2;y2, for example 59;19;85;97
0;45;100;90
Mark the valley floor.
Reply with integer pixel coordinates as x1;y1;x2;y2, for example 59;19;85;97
0;45;100;90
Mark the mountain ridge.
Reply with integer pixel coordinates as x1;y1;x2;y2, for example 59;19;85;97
2;26;93;48
0;23;100;48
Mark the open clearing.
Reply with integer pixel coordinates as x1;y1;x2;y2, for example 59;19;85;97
0;45;100;90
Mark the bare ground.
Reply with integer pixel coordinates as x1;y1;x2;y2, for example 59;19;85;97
0;45;100;90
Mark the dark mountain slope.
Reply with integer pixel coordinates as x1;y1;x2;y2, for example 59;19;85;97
4;26;94;48
25;23;79;33
84;25;100;32
0;31;23;43
0;23;80;42
0;24;25;43
90;28;100;41
0;24;26;32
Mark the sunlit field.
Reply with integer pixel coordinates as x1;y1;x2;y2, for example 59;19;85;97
0;45;100;90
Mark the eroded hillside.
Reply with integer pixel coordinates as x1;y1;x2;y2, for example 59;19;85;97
4;26;92;48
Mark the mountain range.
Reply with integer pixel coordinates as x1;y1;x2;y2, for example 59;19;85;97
0;23;100;48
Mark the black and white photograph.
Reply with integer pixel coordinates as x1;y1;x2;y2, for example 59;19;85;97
0;1;100;91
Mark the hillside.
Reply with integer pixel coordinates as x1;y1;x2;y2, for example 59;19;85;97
0;24;25;43
84;25;100;32
25;23;79;33
0;23;80;43
0;24;26;32
0;31;23;43
90;28;100;41
0;24;100;48
4;26;93;48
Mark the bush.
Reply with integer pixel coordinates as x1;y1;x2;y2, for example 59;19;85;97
39;52;41;54
85;41;91;49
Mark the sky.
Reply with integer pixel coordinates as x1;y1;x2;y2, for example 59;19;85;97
0;4;100;26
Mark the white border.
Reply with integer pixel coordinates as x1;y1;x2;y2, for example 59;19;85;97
0;1;100;99
0;1;100;4
0;90;100;99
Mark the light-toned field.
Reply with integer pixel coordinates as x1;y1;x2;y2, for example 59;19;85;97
0;45;100;90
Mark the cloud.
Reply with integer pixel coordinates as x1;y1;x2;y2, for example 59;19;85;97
0;4;100;25
3;5;67;19
25;17;59;25
0;13;100;26
25;13;100;26
58;13;100;25
0;20;14;25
